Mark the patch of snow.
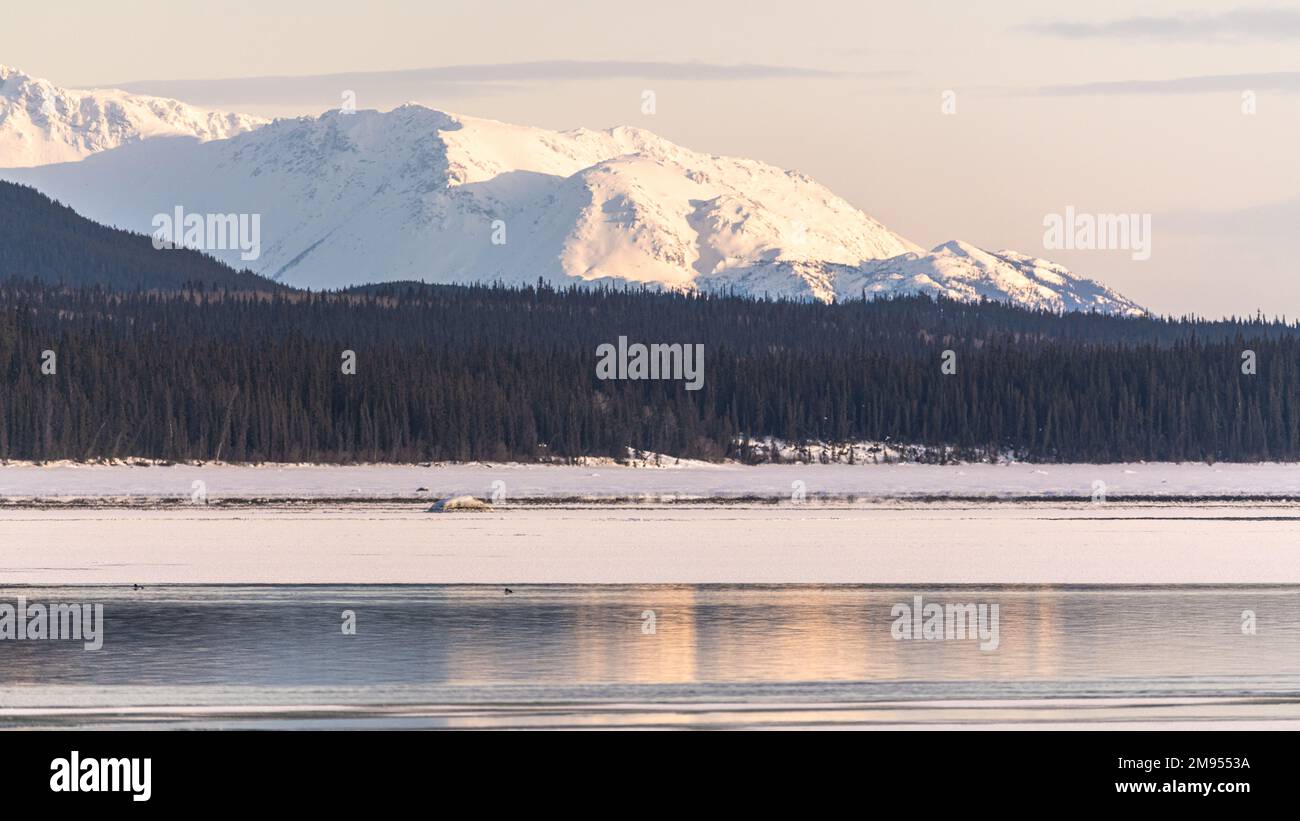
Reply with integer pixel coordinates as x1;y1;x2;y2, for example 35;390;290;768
427;495;493;511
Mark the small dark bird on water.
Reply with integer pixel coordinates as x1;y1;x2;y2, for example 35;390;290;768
504;587;514;595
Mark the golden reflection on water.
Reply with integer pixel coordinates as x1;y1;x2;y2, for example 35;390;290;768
436;586;1300;687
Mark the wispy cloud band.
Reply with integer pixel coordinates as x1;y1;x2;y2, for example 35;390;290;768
113;61;896;108
1024;7;1300;41
1041;71;1300;96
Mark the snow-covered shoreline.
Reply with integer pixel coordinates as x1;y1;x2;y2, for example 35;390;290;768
2;460;1300;502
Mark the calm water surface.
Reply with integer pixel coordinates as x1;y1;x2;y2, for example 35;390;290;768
1;585;1297;728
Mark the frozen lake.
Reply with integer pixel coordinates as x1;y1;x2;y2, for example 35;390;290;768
2;502;1298;585
4;463;1295;729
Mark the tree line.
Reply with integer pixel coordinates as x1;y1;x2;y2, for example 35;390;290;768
0;280;1296;463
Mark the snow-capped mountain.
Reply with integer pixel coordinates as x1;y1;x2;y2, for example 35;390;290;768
1;93;1143;314
0;65;265;167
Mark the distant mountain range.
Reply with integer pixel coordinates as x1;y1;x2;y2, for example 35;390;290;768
0;66;1143;314
0;65;265;167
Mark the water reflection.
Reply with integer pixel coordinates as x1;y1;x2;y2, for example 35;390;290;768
1;585;1297;727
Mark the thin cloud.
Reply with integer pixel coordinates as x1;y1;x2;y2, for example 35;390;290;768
113;61;899;108
1023;7;1300;41
1040;71;1300;95
1165;197;1300;239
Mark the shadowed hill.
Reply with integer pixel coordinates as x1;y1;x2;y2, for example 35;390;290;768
0;181;284;291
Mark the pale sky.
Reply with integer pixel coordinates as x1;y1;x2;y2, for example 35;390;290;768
5;0;1298;318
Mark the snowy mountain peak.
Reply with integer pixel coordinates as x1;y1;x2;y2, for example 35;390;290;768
840;240;1143;315
0;98;1144;314
0;65;32;83
0;65;266;167
932;239;987;259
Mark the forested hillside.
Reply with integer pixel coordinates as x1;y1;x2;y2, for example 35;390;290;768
0;182;282;291
1;281;1295;463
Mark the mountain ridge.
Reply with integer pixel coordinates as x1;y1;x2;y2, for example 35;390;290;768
0;67;1144;314
0;65;266;167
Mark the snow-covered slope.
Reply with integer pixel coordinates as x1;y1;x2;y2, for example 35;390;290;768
846;241;1142;314
1;97;1143;314
0;65;265;167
